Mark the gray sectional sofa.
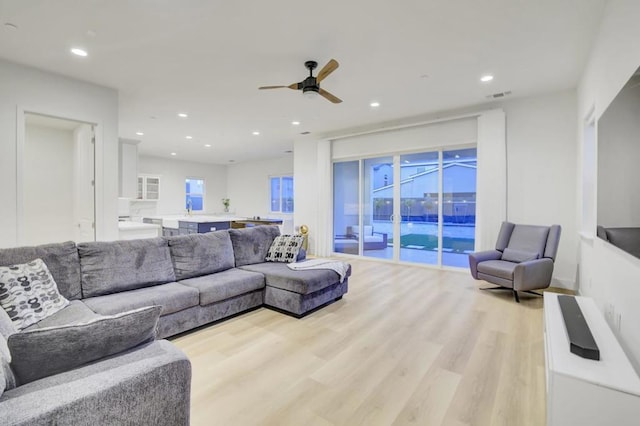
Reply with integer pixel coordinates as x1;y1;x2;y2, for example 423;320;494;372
0;226;350;425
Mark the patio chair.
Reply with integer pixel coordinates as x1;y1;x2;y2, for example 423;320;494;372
347;225;388;250
468;221;561;302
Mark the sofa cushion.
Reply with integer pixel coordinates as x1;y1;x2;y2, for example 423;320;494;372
501;248;539;263
239;262;351;295
229;226;281;267
78;238;176;298
0;241;81;300
179;269;265;306
0;259;70;331
507;225;549;260
265;235;304;263
476;260;518;280
167;231;235;280
22;300;101;331
82;282;198;316
8;305;161;385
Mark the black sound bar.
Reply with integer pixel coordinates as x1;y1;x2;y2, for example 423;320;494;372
558;295;600;360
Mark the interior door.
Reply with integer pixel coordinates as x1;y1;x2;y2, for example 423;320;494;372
74;124;96;242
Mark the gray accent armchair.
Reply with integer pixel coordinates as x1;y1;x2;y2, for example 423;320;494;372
468;221;561;302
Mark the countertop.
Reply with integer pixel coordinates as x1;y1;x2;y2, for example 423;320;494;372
118;221;161;231
143;215;281;228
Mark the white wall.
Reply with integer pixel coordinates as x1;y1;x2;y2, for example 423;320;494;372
294;140;321;252
502;90;578;287
119;139;139;199
227;156;294;233
297;97;577;281
0;59;119;246
23;124;75;245
597;77;640;227
577;0;640;371
138;155;228;216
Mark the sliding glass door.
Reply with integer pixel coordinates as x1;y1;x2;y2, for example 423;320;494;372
332;147;477;268
333;161;360;255
442;148;477;266
363;156;394;260
399;152;439;265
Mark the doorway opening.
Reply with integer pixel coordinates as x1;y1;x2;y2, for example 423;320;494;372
20;113;96;245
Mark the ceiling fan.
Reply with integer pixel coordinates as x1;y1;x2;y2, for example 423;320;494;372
259;59;342;103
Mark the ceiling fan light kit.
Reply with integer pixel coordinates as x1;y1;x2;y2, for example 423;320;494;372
259;59;342;103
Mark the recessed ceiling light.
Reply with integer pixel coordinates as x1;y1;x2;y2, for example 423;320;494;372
135;131;144;136
291;121;300;126
370;101;380;108
204;144;211;148
170;152;177;156
252;131;260;136
185;135;193;140
4;23;18;31
177;113;188;118
480;75;494;83
71;48;88;57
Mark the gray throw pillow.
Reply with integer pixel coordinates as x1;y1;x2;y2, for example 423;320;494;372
0;259;70;331
265;235;305;263
501;248;539;263
8;305;161;385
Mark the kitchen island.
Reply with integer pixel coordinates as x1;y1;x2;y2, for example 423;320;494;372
142;215;283;236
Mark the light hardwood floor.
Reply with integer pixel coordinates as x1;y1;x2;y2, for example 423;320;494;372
171;258;546;426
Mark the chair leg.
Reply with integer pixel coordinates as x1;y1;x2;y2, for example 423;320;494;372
513;290;520;303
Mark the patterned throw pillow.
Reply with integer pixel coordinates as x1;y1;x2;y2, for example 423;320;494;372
0;259;69;331
265;235;305;263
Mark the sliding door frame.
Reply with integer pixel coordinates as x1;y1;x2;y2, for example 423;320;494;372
332;142;477;270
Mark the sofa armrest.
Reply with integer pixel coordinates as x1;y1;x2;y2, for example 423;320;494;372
0;340;191;426
468;250;502;279
513;258;554;291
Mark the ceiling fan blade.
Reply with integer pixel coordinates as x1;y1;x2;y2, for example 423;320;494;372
288;82;302;90
318;88;342;104
316;59;339;82
258;85;287;90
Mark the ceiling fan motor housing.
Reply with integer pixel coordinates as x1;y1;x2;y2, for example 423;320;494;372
302;76;319;94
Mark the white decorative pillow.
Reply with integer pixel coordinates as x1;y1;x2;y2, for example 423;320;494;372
0;259;69;331
265;235;305;263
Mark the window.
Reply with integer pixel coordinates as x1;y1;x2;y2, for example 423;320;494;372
270;176;294;213
185;178;204;211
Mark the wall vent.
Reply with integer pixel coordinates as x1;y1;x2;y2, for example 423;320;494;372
486;90;512;99
300;131;311;135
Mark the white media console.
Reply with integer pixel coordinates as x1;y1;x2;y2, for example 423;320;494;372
544;292;640;425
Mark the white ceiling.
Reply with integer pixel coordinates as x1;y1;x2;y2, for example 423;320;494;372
0;0;606;164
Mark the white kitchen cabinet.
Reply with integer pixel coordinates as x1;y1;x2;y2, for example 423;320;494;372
544;292;640;426
137;174;160;200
